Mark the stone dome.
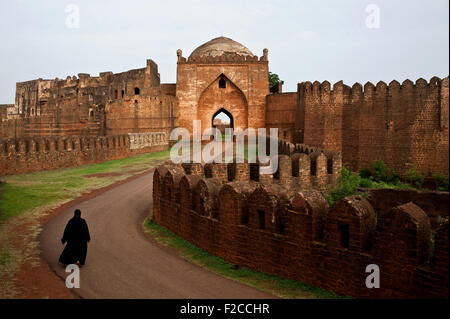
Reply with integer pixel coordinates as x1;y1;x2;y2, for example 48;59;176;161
189;37;255;60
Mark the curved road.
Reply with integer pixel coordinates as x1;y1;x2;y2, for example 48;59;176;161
40;169;274;299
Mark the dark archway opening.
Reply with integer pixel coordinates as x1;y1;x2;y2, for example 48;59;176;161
219;78;226;89
212;108;234;136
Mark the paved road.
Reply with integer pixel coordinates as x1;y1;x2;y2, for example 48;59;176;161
39;170;275;299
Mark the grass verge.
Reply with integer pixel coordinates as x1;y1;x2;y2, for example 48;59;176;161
0;149;170;224
143;218;348;299
0;149;170;298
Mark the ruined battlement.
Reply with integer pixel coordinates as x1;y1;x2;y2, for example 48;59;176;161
152;157;449;298
1;58;175;139
0;132;168;176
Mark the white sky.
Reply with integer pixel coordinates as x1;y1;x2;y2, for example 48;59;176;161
214;112;231;123
0;0;448;103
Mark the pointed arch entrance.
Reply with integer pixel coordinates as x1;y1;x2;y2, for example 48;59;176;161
197;74;248;133
212;108;234;134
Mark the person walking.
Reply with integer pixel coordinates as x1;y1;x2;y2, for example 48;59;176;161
59;209;91;266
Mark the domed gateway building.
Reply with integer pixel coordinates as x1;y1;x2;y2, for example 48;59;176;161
176;37;270;134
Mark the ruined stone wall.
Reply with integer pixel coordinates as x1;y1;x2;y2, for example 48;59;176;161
0;119;25;139
153;163;449;298
0;132;167;176
0;105;11;121
296;77;449;176
3;59;175;139
176;52;269;134
105;87;175;137
266;92;297;141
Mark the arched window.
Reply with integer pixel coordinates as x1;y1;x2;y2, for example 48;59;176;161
219;78;226;89
134;87;140;95
258;210;265;230
121;90;125;98
114;90;118;99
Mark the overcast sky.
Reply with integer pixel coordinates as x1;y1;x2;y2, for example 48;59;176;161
0;0;448;103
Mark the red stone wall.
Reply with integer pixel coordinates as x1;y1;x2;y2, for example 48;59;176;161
176;54;269;134
0;119;25;139
4;59;175;139
265;92;297;141
153;165;449;298
296;77;449;176
105;88;176;137
0;132;168;176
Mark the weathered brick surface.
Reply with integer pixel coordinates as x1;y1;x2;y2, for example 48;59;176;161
176;37;268;134
0;60;175;139
0;132;168;176
1;37;447;180
266;92;297;140
153;164;449;298
295;77;449;176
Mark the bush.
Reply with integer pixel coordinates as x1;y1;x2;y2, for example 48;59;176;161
433;173;449;192
371;160;388;182
384;172;401;185
359;178;373;188
368;160;402;185
359;168;372;179
326;166;362;206
406;165;425;188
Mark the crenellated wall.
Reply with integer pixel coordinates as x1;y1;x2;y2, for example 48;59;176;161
152;161;449;298
296;77;449;176
176;139;342;193
0;132;168;176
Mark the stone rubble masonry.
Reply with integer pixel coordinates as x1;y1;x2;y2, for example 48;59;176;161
153;156;449;298
0;59;175;139
0;132;168;176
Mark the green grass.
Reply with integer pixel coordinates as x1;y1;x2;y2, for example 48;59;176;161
0;245;12;267
0;149;171;297
0;149;170;224
143;218;348;299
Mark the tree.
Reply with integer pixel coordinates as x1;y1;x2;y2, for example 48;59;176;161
269;72;284;87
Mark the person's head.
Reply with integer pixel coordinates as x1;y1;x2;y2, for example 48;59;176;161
74;209;81;218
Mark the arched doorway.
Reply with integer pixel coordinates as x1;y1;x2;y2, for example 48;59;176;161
197;74;248;133
212;108;233;135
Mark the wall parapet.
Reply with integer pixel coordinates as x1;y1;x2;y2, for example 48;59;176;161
0;132;168;176
296;76;449;176
152;161;449;298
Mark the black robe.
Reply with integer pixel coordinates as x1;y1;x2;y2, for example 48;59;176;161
59;216;91;265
